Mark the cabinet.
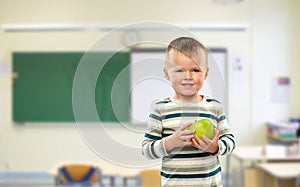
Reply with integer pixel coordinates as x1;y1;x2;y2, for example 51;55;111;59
244;168;296;187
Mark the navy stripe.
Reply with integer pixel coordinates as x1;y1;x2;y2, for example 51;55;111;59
156;100;172;104
206;98;220;103
150;141;159;158
219;134;235;152
166;152;210;159
144;133;161;140
228;137;236;150
81;166;96;182
217;115;226;122
219;133;234;139
162;113;218;120
60;167;74;182
161;167;221;179
149;113;161;121
220;139;228;155
162;133;172;138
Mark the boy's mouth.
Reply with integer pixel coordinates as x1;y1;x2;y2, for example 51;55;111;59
181;83;194;87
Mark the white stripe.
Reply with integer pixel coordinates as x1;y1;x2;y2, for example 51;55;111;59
162;157;217;166
161;173;222;186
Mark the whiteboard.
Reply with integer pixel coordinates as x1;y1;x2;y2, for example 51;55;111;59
130;48;227;125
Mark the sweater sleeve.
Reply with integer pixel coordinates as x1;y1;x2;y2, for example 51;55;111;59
216;116;236;156
141;106;169;159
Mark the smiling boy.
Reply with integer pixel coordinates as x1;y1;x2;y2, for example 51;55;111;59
142;37;235;187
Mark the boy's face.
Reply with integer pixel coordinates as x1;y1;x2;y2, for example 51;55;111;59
164;50;208;101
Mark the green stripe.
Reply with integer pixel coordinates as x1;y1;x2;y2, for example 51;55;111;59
162;162;220;172
162;106;210;113
150;128;162;134
178;146;201;152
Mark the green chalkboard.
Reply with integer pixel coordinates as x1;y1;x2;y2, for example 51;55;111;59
13;52;130;123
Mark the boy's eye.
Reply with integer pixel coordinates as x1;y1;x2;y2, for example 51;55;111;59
175;69;184;72
192;69;201;72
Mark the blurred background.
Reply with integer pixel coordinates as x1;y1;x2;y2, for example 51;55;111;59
0;0;299;186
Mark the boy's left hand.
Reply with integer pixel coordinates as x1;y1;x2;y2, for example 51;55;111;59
191;128;220;154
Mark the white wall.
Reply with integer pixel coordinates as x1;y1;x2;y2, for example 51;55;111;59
0;0;250;23
0;0;299;172
290;0;300;117
251;0;299;144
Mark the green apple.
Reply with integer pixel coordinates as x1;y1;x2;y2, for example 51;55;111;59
188;119;214;140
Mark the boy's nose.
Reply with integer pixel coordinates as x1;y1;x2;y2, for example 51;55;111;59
185;72;192;79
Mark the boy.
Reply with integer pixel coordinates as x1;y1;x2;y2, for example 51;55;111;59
142;37;235;187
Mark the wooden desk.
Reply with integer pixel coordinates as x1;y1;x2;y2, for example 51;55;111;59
231;146;300;163
228;146;300;187
227;146;264;187
258;163;300;187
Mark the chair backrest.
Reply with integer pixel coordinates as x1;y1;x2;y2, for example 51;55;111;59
58;164;100;184
139;169;161;187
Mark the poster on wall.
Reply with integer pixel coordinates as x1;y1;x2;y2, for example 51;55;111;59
272;76;290;103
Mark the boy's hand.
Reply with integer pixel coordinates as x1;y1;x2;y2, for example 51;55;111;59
191;128;220;154
165;122;195;152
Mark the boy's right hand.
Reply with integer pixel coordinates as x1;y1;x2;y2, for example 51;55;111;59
165;122;195;152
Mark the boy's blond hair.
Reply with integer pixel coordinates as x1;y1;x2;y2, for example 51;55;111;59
165;37;208;70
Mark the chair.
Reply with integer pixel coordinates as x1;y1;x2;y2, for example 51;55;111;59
139;169;161;187
55;164;103;187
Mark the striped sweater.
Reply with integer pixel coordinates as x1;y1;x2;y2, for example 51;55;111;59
142;96;235;187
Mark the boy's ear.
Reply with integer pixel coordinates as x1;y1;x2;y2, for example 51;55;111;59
164;68;170;80
204;68;209;79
